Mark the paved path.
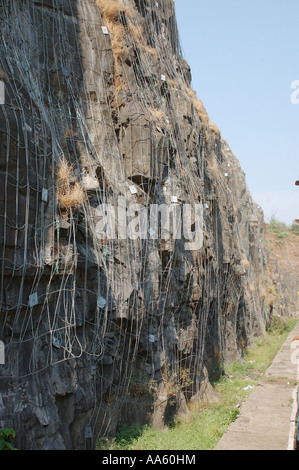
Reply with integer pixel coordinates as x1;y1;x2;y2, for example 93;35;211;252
215;320;299;450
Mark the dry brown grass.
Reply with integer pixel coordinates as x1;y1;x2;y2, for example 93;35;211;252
95;0;133;21
62;126;76;148
128;22;157;56
149;107;166;123
168;79;178;88
209;121;221;136
106;18;126;59
64;127;75;139
95;0;157;101
56;158;73;183
58;181;87;213
207;160;218;179
265;286;277;307
184;85;221;139
184;85;209;127
0;67;7;81
206;152;218;179
105;18;126;96
241;259;250;271
248;281;255;293
95;0;133;98
265;229;299;275
96;1;131;99
56;158;87;214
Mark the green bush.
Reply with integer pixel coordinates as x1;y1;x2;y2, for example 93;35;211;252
267;218;287;233
290;223;299;235
266;315;296;335
275;232;288;239
0;428;17;450
115;423;150;449
267;218;299;236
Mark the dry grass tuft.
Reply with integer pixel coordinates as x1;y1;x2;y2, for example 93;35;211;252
96;0;132;99
184;86;221;138
149;107;166;123
209;121;221;136
62;126;76;147
58;181;87;213
96;0;158;101
241;259;250;271
64;126;75;140
0;67;7;81
106;18;126;59
95;0;133;22
168;79;178;88
56;158;73;183
128;22;157;56
233;203;238;216
207;160;218;180
105;18;126;96
263;284;277;307
184;85;209;127
206;151;218;179
56;158;87;214
248;281;255;293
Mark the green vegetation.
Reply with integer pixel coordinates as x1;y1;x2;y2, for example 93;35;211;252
290;223;299;235
97;317;297;451
267;217;299;240
0;428;17;450
266;217;299;248
267;218;288;233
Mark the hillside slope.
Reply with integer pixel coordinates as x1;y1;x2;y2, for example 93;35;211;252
264;222;299;313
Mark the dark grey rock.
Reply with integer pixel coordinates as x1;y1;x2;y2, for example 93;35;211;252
0;0;292;450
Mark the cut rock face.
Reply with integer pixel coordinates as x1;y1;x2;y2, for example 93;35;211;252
0;0;291;449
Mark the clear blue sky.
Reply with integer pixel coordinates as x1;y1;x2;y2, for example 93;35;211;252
175;0;299;225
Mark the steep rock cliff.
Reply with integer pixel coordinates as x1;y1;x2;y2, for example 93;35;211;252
0;0;291;449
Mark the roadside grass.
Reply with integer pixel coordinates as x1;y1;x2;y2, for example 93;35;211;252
97;318;298;451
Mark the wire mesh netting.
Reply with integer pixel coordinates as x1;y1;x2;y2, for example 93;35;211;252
0;0;281;448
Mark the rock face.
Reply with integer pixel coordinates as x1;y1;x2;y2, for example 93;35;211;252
0;0;291;449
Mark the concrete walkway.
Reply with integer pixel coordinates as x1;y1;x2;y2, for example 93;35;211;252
215;320;299;450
